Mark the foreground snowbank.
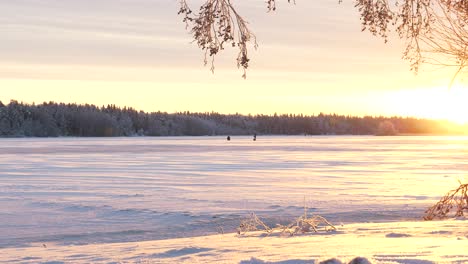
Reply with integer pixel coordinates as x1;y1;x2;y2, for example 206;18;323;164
2;219;467;264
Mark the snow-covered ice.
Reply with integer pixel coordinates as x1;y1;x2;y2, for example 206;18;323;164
1;136;467;263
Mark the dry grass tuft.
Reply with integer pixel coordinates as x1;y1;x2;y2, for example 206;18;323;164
237;210;336;236
237;212;272;235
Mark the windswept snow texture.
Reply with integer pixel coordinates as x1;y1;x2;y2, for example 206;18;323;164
1;136;467;247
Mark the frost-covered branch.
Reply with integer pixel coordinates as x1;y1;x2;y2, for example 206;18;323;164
180;0;467;80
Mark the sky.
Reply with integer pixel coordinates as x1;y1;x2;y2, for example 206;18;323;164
1;0;467;122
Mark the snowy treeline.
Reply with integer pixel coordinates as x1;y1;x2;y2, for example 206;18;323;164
0;100;460;137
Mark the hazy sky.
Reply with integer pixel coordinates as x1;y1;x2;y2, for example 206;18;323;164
1;0;467;122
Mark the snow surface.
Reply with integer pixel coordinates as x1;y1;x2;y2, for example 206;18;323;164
1;136;468;263
1;220;467;263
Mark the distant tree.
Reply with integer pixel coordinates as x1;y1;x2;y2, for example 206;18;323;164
116;114;135;136
5;100;27;136
182;116;213;136
27;106;60;137
0;105;10;136
179;0;467;81
376;120;398;136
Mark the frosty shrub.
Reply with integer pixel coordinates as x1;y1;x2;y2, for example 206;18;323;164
424;183;468;220
237;211;336;236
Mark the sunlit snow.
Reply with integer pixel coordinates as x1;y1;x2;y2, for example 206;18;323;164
1;136;467;263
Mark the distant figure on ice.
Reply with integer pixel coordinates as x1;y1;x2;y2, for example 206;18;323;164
227;136;231;141
253;133;257;141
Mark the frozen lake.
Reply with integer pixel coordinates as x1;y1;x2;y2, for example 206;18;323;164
1;136;467;248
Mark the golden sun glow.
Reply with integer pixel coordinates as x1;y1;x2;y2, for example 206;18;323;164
386;85;468;125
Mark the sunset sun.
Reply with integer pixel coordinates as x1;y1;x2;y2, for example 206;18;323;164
388;85;468;125
429;85;468;124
